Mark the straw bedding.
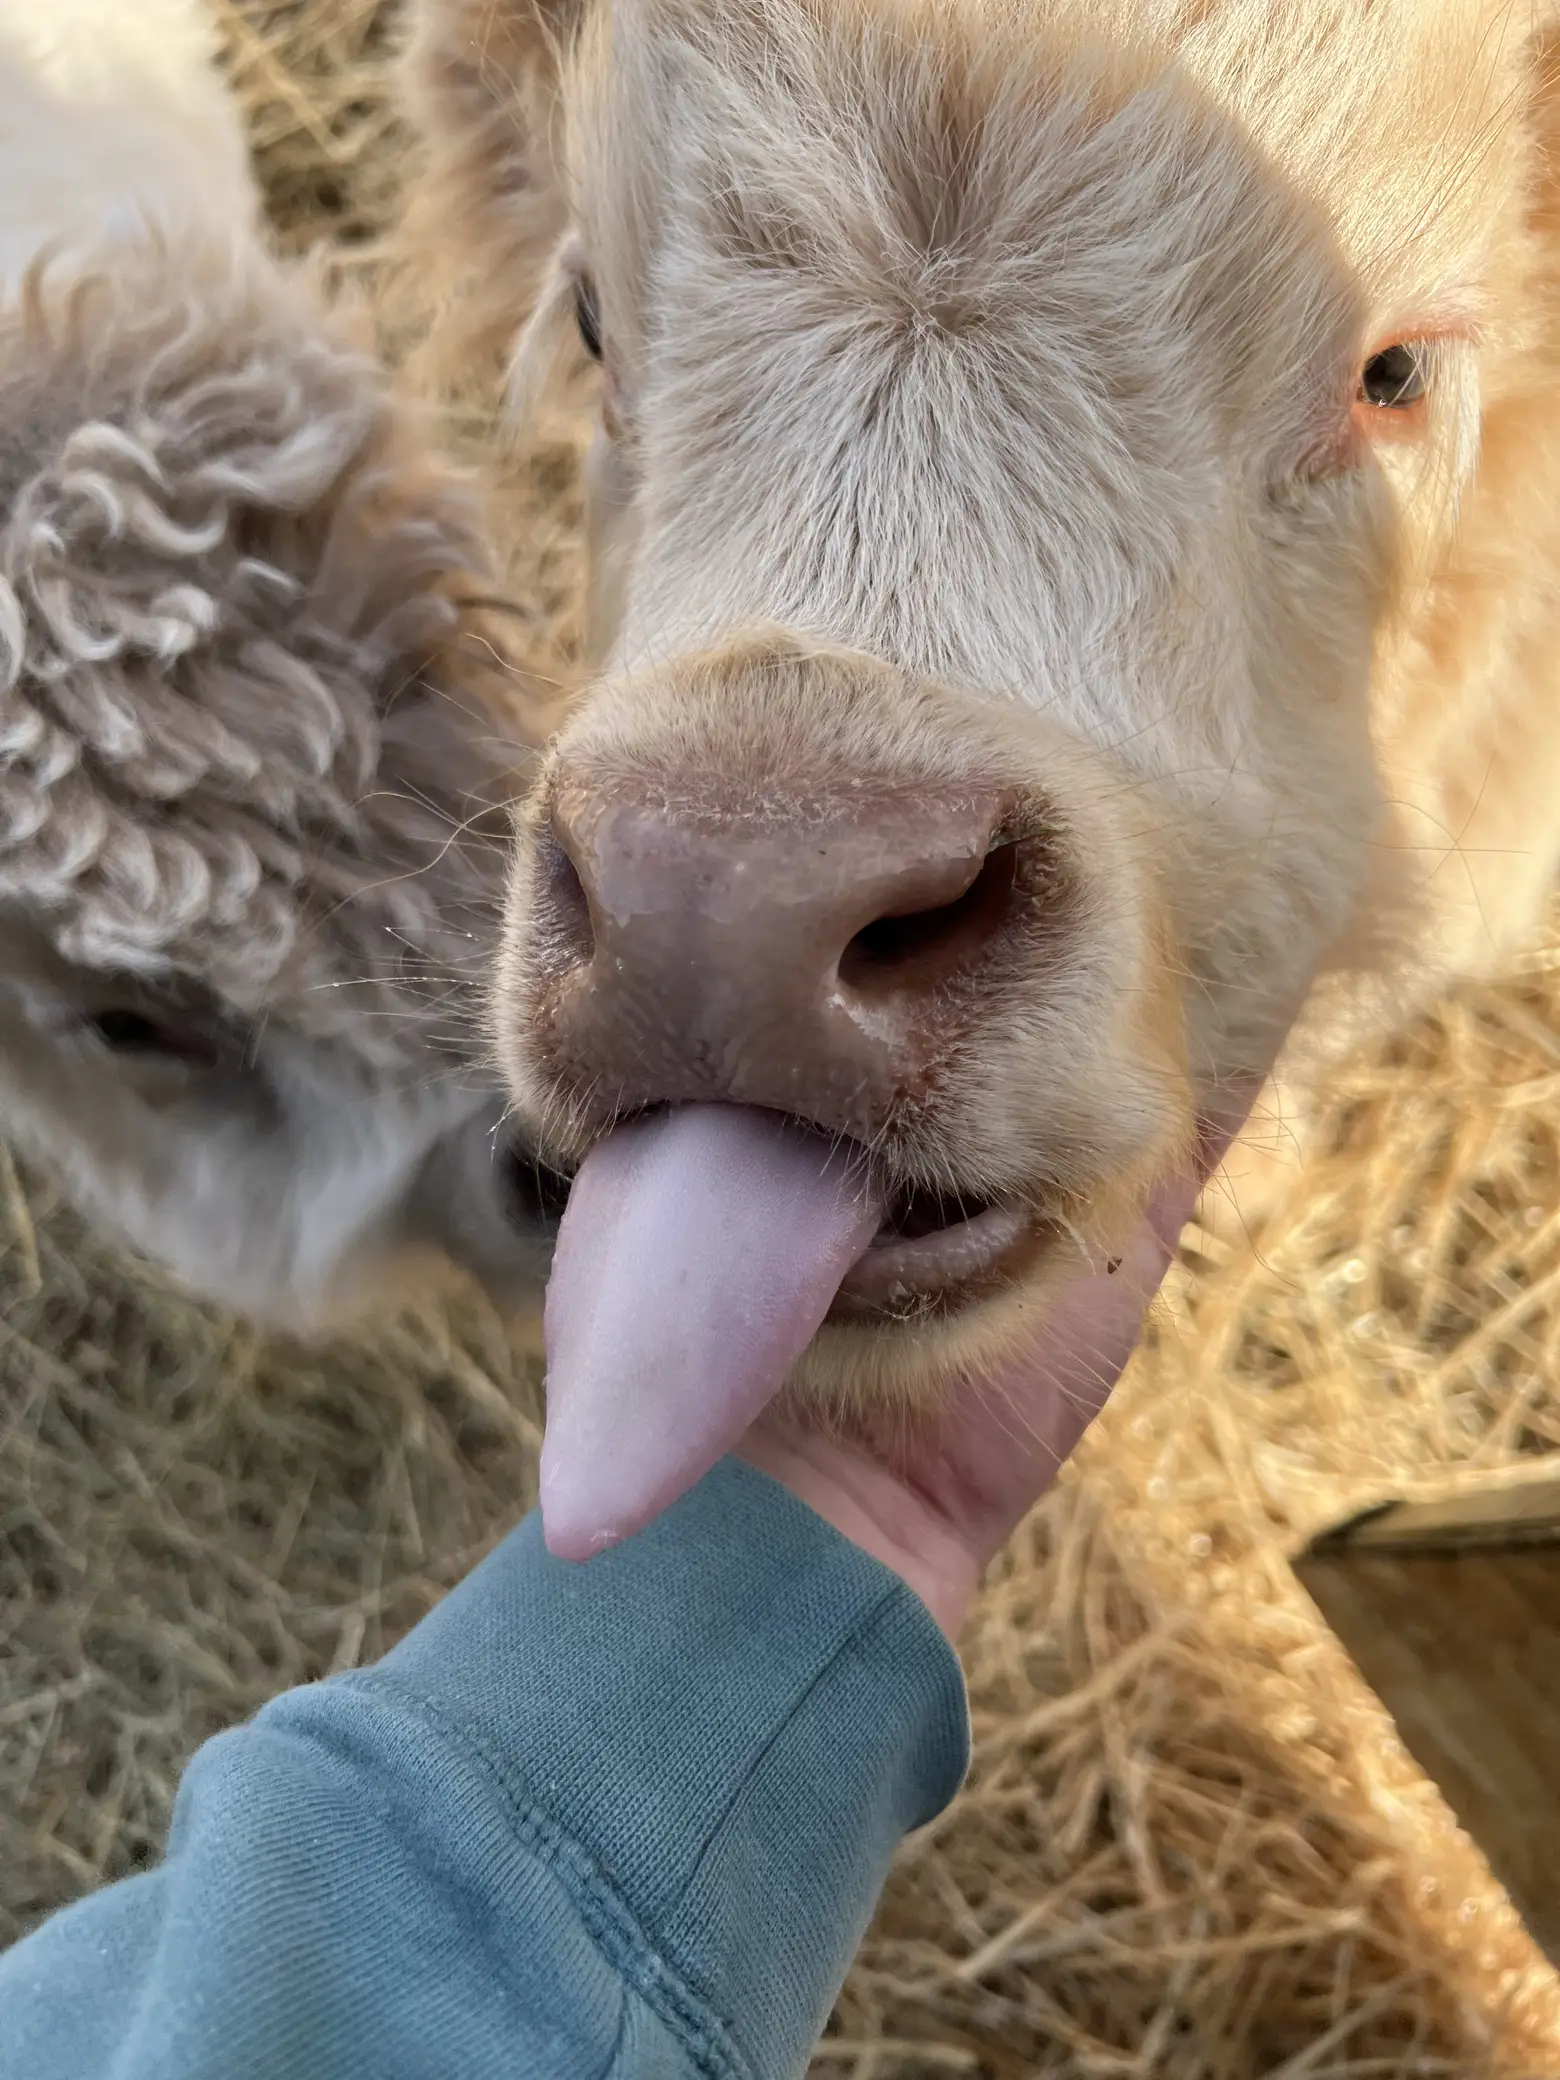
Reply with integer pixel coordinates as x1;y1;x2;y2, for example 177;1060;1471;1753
2;4;1559;2072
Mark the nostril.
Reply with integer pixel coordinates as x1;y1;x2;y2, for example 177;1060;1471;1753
839;839;1022;995
536;817;595;966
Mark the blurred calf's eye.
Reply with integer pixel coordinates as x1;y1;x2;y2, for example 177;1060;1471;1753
575;278;603;362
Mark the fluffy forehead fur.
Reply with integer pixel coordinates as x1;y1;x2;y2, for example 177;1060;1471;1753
563;0;1531;673
573;0;1534;287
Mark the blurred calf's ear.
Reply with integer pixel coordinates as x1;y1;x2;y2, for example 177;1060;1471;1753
399;0;591;378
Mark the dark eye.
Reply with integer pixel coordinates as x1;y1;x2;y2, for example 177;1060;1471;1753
574;277;603;362
87;1009;172;1053
81;1003;225;1066
1359;343;1428;410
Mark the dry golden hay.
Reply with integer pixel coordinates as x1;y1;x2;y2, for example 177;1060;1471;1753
3;4;1560;2075
212;0;407;253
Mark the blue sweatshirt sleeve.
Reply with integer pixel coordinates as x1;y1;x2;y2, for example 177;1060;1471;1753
0;1458;969;2080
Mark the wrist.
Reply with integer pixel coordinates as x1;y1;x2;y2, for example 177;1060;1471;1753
737;1432;981;1639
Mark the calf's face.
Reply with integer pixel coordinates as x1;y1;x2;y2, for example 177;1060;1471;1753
481;0;1534;1407
0;918;554;1323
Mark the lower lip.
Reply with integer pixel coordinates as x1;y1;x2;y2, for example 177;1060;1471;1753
827;1203;1039;1322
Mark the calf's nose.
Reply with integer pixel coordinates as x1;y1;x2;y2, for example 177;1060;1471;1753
529;771;1031;1143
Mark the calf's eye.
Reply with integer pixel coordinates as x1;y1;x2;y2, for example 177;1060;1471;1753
574;277;603;362
88;1009;172;1053
82;1005;223;1067
1359;343;1427;410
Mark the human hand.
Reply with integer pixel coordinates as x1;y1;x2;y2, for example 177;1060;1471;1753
738;1105;1250;1637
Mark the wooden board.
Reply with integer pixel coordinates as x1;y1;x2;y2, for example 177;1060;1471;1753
1294;1477;1560;1966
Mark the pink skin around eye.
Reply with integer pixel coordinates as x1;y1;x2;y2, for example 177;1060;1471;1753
1300;324;1464;478
1293;297;1481;480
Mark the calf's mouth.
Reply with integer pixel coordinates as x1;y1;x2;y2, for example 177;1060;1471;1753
504;1117;1045;1321
831;1183;1040;1320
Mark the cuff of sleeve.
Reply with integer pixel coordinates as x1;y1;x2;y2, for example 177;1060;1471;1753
355;1456;969;2078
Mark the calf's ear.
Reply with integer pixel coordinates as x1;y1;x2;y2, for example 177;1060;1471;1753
399;0;590;376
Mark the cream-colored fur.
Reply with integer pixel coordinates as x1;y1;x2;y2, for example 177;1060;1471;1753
0;0;256;289
0;0;562;1322
406;0;1560;1414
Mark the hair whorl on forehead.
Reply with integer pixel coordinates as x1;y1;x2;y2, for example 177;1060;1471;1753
0;234;529;1074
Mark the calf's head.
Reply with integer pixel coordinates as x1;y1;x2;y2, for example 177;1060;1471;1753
0;236;562;1323
417;0;1539;1418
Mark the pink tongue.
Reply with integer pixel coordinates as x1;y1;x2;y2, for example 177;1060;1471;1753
540;1104;882;1559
